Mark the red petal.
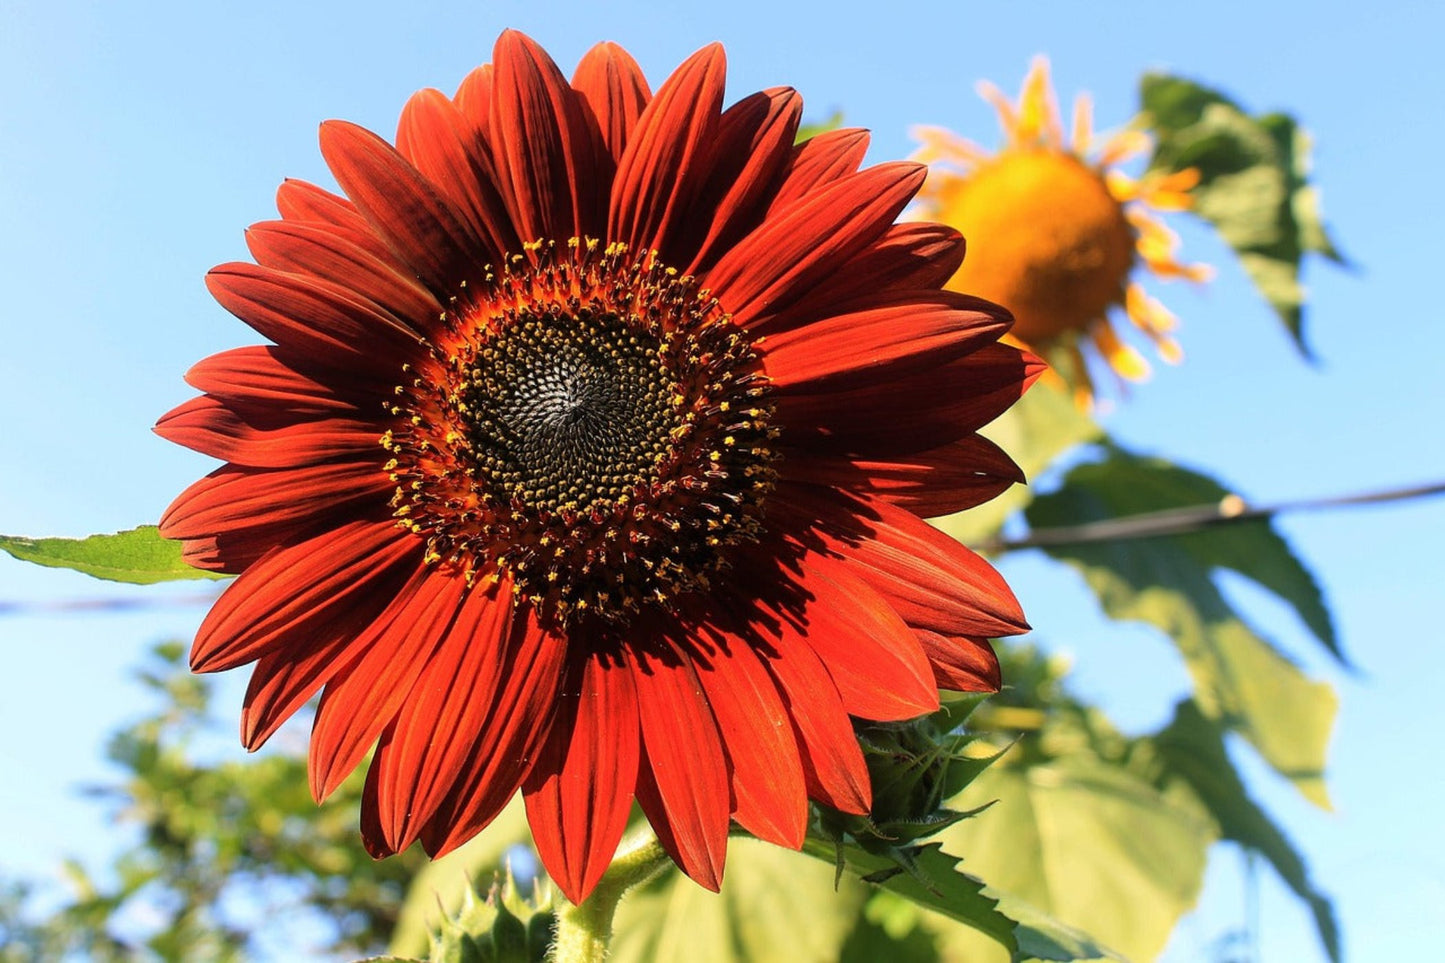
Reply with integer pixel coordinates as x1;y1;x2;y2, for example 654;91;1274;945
774;485;1029;639
155;395;377;469
523;647;641;904
206;263;422;377
690;625;808;848
397;87;521;261
761;291;1011;394
609;43;727;260
915;630;1001;692
159;462;389;541
453;64;494;142
784;551;940;721
770;222;969;328
776;343;1046;458
749;596;872;814
275;178;373;239
183;346;365;414
246;219;442;327
632;633;730;891
571;41;652;164
319;119;484;296
240;611;375;749
780;435;1025;518
188;519;417;673
419;606;569;857
370;580;517;849
684;87;803;274
308;568;468;801
706;162;926;329
764;128;870;216
488;30;605;242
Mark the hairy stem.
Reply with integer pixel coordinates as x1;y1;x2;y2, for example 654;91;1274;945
549;832;672;963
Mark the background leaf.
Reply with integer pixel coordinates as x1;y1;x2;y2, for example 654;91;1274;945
1024;447;1340;805
0;526;223;585
1139;72;1346;358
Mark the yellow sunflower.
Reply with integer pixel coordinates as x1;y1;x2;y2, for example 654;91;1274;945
914;56;1210;404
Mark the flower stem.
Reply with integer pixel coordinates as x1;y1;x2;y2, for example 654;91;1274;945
550;832;672;963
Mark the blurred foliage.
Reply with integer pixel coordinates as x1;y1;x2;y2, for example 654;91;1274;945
0;641;421;961
1140;73;1345;358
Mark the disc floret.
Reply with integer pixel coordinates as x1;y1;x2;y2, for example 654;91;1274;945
383;239;777;622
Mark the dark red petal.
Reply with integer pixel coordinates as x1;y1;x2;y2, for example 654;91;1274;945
632;635;730;891
684;87;803;275
571;41;652;163
774;485;1029;639
453;64;494;142
488;30;605;242
764;128;871;216
206;263;422;377
183;346;365;414
159;462;389;541
246;219;442;326
308;569;467;801
780;435;1025;518
155;395;377;469
240;610;376;749
915;630;1001;692
609;43;726;260
748;593;872;814
523;647;641;904
706;163;926;329
397;88;521;261
319;119;484;296
690;626;808;848
784;551;940;721
188;519;417;673
419;607;569;857
370;581;517;850
777;343;1046;458
761;291;1011;394
275;178;373;238
769;223;970;328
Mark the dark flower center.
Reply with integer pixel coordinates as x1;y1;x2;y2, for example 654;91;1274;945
383;239;777;623
465;310;676;513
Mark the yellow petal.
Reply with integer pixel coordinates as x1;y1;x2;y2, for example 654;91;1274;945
1092;320;1151;381
1098;128;1151;166
1071;93;1094;154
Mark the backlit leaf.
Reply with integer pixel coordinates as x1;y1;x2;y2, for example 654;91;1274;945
1140;73;1346;358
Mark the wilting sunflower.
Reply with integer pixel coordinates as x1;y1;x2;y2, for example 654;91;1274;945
157;30;1036;904
914;56;1210;403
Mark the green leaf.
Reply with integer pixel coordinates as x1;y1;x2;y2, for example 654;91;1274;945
938;757;1214;962
1151;700;1340;962
1024;448;1340;805
801;835;1017;953
610;837;869;963
933;380;1101;546
0;526;224;584
1139;73;1346;358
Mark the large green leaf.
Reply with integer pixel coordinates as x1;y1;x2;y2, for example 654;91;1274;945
1150;700;1340;962
934;380;1101;546
799;835;1017;953
610;837;869;963
1024;449;1339;805
936;757;1214;962
1139;73;1345;358
0;526;223;584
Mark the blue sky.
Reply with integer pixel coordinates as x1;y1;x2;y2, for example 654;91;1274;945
2;1;1441;960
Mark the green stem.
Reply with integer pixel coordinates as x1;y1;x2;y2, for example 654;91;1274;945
550;831;672;963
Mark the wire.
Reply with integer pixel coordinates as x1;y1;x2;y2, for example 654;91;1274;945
4;480;1444;615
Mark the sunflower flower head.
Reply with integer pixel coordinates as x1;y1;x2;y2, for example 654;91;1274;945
914;56;1211;405
157;31;1036;906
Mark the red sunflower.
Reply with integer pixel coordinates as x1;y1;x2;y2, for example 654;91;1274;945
157;30;1037;904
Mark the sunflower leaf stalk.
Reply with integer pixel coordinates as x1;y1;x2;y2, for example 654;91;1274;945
549;834;672;963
